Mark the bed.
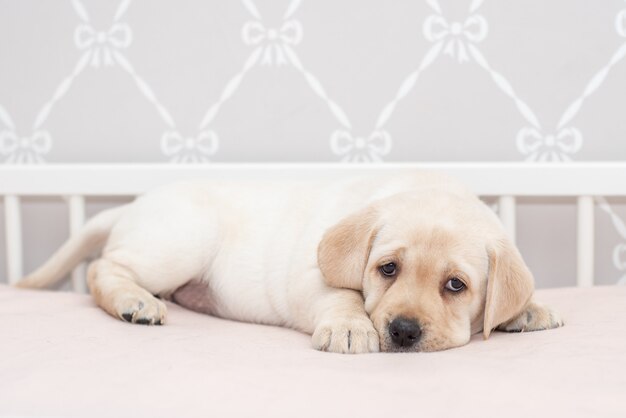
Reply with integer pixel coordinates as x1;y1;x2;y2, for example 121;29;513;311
1;284;625;417
1;163;626;417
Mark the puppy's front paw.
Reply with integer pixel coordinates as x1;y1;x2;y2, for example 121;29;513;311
312;317;380;354
498;301;564;333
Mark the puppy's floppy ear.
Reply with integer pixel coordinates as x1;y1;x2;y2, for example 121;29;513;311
317;207;379;290
483;237;535;339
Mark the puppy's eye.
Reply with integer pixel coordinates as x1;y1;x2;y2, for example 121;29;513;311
445;277;466;292
379;263;397;277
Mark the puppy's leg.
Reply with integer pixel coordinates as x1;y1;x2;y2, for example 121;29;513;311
497;300;564;333
311;288;379;354
87;258;167;325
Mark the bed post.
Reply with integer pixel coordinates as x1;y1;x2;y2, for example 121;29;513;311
4;195;23;284
68;195;88;293
498;195;516;243
577;196;594;287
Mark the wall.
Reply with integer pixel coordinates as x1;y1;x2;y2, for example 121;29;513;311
2;0;626;287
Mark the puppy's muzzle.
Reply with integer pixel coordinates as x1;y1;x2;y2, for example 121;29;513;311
389;317;422;349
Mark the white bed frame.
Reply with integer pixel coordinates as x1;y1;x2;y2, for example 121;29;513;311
2;162;626;292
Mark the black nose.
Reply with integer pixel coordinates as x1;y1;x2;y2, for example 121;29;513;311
389;317;422;348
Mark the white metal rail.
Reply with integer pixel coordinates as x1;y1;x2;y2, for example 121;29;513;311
2;162;624;290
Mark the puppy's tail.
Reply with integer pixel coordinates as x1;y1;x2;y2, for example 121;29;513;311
15;204;129;289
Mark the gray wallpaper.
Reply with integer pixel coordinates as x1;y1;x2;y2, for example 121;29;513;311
1;0;626;288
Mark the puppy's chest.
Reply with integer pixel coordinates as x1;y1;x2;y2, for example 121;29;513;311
169;280;220;316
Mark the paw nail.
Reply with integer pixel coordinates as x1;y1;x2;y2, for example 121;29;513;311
122;313;133;322
135;318;150;325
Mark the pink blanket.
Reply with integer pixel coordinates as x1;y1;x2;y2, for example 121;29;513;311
1;285;625;417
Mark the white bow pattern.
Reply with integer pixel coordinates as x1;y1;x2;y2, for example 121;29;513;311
330;130;391;162
617;8;626;37
423;14;487;63
242;20;303;65
516;127;582;162
75;23;132;67
0;130;52;163
161;131;219;163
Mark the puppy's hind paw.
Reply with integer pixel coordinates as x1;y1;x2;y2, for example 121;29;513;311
115;291;167;326
312;317;380;354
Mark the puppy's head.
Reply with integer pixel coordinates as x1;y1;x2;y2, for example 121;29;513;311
317;191;534;352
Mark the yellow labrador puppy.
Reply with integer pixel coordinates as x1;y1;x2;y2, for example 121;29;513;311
17;171;563;353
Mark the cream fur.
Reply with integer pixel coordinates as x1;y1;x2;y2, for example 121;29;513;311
16;171;563;353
